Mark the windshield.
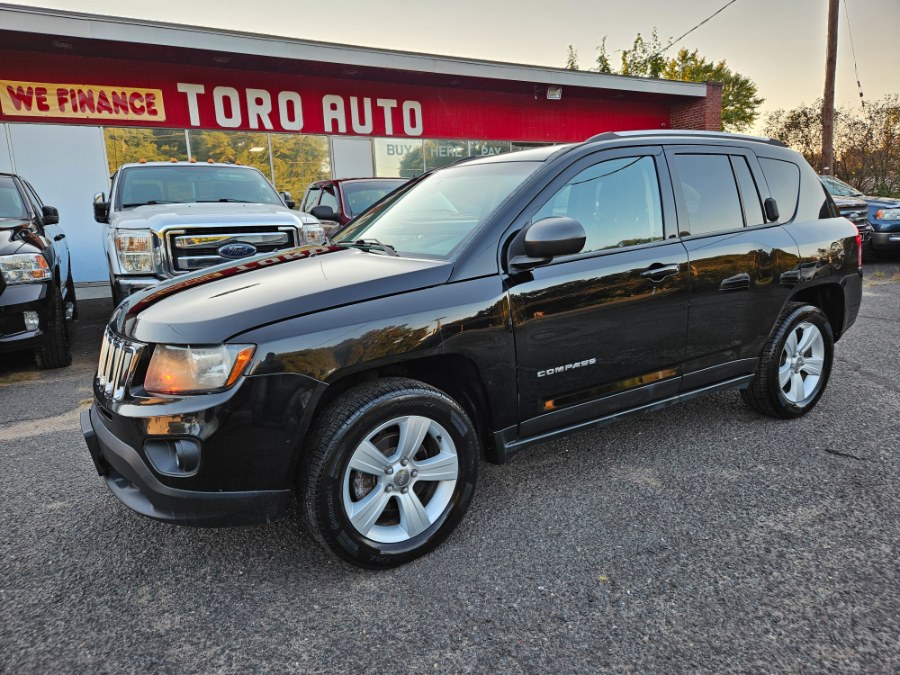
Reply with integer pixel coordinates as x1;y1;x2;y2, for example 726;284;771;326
0;176;28;219
344;180;407;217
334;161;541;258
118;165;283;208
821;175;863;198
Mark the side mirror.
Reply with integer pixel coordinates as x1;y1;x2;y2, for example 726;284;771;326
764;197;780;222
280;191;296;209
508;217;586;270
93;192;110;223
41;205;59;225
310;205;338;222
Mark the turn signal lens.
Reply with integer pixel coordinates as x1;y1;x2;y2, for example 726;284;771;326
144;344;256;395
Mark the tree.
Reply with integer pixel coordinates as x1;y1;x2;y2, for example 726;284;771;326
564;29;764;132
565;45;579;71
765;95;900;197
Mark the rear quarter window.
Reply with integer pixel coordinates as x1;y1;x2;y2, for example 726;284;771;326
759;158;800;223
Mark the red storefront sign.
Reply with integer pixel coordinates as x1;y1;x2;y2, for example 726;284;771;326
0;51;671;142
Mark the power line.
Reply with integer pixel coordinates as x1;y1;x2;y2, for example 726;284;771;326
843;0;865;108
649;0;741;60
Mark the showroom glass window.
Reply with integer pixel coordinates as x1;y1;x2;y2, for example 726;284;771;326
534;155;664;253
104;128;188;173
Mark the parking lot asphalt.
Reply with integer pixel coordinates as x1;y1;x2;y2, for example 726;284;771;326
1;259;898;674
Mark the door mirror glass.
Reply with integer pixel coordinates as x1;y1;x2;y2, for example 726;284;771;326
41;205;60;225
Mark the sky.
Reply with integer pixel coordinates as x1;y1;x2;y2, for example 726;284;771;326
5;0;899;131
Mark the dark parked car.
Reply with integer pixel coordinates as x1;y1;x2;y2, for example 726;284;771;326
82;131;862;568
820;174;900;256
301;177;408;234
0;173;76;369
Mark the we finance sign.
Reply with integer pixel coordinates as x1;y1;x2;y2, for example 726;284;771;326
1;80;166;121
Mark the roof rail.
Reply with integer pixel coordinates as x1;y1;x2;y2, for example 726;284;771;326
586;129;786;148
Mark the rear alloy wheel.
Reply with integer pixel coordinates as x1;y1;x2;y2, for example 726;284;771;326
301;378;479;568
741;303;833;418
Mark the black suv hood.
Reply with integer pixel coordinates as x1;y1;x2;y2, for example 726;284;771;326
119;246;451;344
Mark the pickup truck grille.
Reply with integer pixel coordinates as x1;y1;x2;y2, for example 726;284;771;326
837;207;868;227
164;226;299;273
97;328;144;401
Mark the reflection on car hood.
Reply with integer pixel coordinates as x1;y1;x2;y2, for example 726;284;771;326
861;195;900;209
118;245;452;344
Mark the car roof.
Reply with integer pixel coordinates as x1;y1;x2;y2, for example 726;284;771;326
118;162;259;170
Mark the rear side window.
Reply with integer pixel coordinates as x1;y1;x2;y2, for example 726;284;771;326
759;158;800;222
730;156;765;227
672;154;743;236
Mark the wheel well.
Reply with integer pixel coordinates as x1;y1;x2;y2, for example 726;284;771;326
790;284;845;340
313;355;501;463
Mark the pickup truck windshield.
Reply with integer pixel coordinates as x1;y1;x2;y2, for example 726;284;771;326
334;161;541;258
117;165;283;208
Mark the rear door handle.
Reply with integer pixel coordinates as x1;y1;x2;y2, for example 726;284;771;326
54;234;66;241
640;263;680;281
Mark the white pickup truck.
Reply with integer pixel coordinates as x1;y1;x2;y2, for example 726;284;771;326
93;162;325;304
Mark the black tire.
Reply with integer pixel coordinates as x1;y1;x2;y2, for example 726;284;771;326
300;377;479;569
741;303;833;419
35;284;72;370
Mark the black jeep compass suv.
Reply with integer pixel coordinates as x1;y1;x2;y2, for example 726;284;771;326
82;131;863;568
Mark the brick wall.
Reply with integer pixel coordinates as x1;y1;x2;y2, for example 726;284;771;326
670;81;723;131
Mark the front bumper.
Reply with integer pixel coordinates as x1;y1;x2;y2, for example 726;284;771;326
0;282;50;353
81;405;291;527
871;231;900;250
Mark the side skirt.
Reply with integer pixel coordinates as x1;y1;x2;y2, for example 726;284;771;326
492;374;754;464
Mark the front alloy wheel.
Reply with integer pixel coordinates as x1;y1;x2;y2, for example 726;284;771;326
342;415;459;544
300;378;479;568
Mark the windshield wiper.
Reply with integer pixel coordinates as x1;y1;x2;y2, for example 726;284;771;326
123;200;177;207
209;198;253;203
337;239;399;256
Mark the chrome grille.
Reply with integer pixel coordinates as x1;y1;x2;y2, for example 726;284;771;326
165;225;299;273
97;328;144;401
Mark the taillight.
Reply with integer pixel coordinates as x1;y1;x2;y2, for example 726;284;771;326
856;233;862;269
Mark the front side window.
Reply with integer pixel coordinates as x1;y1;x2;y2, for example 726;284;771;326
335;160;541;258
672;154;744;236
117;166;283;208
302;187;321;212
534;155;664;253
0;177;28;219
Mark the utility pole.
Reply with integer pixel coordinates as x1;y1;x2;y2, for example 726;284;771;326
822;0;839;175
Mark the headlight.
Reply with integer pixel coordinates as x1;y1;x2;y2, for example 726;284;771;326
304;224;326;244
115;230;155;273
0;254;51;284
144;344;256;395
874;208;900;221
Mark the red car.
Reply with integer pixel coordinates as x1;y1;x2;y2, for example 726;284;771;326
301;178;408;235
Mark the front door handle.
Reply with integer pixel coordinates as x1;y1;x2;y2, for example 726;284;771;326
640;263;680;281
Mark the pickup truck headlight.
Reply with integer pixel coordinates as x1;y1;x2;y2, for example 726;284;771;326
0;254;51;284
304;223;326;244
874;208;900;221
144;344;256;395
115;230;154;273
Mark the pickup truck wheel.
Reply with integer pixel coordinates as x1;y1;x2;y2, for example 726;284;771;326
741;303;833;418
300;378;479;569
35;284;72;370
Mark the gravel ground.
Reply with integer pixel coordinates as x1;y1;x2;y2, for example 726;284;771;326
1;260;898;674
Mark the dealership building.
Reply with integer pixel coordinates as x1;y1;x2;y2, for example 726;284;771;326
0;3;722;286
